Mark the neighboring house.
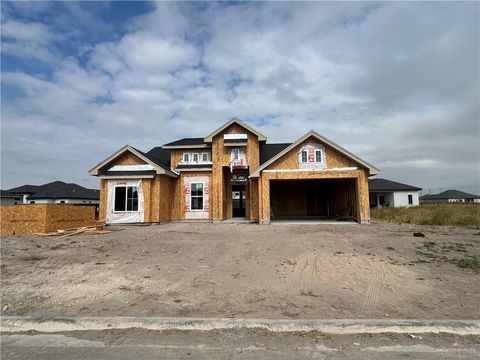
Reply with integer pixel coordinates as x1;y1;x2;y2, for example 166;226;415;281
369;178;421;208
420;190;480;204
89;118;379;224
0;190;21;206
6;181;100;205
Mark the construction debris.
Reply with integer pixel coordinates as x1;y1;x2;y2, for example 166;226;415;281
34;225;120;237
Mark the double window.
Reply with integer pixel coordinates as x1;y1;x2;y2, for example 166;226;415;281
114;185;138;212
300;149;323;163
190;183;204;210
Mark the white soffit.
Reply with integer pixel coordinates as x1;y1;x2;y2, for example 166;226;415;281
109;164;155;171
224;134;248;140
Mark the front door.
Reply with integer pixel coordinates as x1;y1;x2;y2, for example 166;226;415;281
232;185;246;217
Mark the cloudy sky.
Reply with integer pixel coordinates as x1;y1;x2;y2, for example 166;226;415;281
1;1;479;194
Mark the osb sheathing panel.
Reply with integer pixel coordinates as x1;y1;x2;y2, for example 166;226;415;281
248;178;259;220
211;123;260;220
1;204;95;235
0;205;46;235
170;171;212;220
259;169;370;222
98;150;147;174
265;136;359;171
44;205;95;233
142;179;153;222
99;179;108;221
158;175;175;221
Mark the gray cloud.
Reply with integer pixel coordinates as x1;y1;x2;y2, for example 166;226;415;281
1;2;478;195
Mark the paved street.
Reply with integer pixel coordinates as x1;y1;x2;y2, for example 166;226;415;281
2;330;478;360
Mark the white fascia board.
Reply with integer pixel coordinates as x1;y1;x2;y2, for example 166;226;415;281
109;164;155;171
224;134;248;140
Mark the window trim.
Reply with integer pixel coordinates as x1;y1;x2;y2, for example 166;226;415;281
190;182;205;211
192;153;200;163
201;152;209;162
183;153;190;163
314;149;323;163
300;150;308;163
113;184;139;213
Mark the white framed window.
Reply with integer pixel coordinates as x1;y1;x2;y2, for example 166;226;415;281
232;148;240;160
114;185;138;212
183;153;190;163
301;150;308;163
190;183;204;210
314;149;323;163
201;152;209;162
193;153;200;162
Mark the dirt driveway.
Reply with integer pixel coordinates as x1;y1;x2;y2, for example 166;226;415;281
1;222;479;319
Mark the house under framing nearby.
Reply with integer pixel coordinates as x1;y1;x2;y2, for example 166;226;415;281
89;118;379;224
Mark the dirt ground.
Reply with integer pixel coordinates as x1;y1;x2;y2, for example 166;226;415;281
1;222;479;319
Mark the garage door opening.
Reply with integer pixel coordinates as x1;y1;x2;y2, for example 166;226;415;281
269;178;358;222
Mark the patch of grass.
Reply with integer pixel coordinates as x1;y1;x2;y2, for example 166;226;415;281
414;241;479;273
450;257;480;272
386;246;395;251
371;204;480;226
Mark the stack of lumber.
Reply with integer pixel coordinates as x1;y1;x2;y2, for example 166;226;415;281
35;224;117;237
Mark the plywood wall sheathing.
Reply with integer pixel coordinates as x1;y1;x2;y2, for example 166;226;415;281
259;169;370;223
211;122;260;221
265;137;358;171
1;204;95;235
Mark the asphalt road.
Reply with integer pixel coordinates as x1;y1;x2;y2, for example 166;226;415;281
2;330;479;360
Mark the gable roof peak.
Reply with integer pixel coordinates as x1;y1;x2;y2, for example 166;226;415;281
250;129;379;177
88;144;176;177
204;117;267;142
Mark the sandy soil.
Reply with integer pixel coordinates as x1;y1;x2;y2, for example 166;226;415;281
1;222;479;319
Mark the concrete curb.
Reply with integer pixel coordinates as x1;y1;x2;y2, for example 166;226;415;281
1;317;479;335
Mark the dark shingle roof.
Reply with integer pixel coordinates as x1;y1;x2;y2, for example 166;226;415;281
260;143;291;165
6;184;42;194
162;138;206;147
369;178;422;192
20;181;100;200
176;164;213;169
142;147;171;170
0;190;21;198
420;190;480;200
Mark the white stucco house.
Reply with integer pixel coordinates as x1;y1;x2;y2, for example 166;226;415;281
369;178;421;208
420;190;480;204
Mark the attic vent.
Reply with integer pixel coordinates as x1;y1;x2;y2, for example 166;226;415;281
224;134;247;146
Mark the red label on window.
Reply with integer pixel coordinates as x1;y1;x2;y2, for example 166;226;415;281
308;150;315;162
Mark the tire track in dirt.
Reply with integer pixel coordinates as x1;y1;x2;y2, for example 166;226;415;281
361;259;385;316
381;263;430;318
296;254;321;295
